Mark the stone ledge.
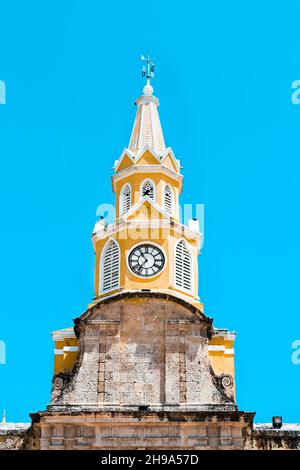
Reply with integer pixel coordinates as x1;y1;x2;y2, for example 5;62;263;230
246;425;300;450
31;409;254;424
76;291;210;332
0;423;31;435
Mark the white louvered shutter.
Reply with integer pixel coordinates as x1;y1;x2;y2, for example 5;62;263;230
142;181;154;200
164;185;173;214
120;184;131;215
175;240;192;292
102;240;120;292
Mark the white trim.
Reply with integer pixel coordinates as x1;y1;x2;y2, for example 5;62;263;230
140;178;156;202
113;148;134;172
114;145;162;172
123;195;171;221
63;346;79;353
93;218;201;252
113;146;180;175
174;238;194;295
133;145;161;165
225;334;236;342
52;330;76;341
208;345;225;352
126;241;167;280
128;109;138;153
52;334;64;341
224;348;235;356
137;104;145;152
112;165;183;192
160;147;181;172
54;349;64;355
150;104;156;152
99;237;121;294
207;345;235;355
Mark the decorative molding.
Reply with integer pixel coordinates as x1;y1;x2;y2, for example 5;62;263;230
63;346;79;352
208;345;225;352
54;349;64;355
123;195;170;221
52;330;76;341
224;348;235;356
208;345;235;356
112;164;183;192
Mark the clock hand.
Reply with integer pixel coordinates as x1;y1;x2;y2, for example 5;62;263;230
136;258;147;272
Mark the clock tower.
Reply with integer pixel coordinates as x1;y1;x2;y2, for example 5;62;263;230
92;64;201;310
31;59;254;450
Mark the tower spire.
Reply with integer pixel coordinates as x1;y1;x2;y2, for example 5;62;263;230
128;55;166;156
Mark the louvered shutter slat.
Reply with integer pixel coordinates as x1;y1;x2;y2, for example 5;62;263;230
120;184;131;215
101;240;120;292
164;185;173;214
175;240;192;292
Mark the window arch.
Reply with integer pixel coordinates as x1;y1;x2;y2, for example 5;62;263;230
141;179;155;201
164;184;173;214
100;239;120;293
175;239;192;292
120;183;131;215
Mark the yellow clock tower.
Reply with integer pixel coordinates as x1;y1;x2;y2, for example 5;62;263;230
31;58;255;450
92;65;201;309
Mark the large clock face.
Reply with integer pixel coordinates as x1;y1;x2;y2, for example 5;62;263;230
128;244;165;277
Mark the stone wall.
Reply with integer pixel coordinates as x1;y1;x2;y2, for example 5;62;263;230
2;420;300;450
0;423;32;450
245;424;300;450
32;410;254;450
49;293;234;411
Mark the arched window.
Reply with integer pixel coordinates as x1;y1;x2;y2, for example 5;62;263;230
120;183;131;215
101;239;120;293
175;240;192;292
164;184;173;214
141;180;155;200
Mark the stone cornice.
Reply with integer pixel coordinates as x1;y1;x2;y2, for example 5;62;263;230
74;291;211;337
31;409;255;424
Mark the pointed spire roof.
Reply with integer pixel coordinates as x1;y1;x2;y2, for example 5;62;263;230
114;57;182;175
128;81;166;157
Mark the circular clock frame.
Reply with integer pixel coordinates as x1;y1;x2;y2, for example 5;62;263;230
128;243;165;278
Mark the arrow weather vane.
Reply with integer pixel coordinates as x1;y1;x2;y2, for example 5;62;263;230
141;54;155;84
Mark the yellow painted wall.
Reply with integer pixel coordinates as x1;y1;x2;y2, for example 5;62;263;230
114;170;181;219
53;330;78;376
94;223;200;303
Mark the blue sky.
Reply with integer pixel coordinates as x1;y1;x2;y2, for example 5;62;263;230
1;0;300;423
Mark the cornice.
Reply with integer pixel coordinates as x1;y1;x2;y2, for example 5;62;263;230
112;165;183;192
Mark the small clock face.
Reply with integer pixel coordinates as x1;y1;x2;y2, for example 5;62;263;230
128;244;165;277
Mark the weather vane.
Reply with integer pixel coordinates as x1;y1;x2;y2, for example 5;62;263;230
141;54;155;83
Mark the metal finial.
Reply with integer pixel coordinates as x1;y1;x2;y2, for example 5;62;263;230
141;54;155;95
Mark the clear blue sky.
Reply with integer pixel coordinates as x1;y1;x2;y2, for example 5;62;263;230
1;0;300;423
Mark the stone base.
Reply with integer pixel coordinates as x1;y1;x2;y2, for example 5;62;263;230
31;409;254;450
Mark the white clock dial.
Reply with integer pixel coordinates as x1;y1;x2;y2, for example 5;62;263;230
128;244;165;277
